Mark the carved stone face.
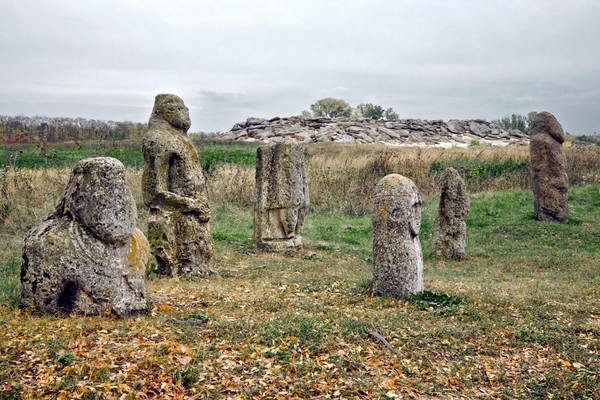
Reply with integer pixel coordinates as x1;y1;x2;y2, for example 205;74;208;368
62;157;137;245
151;94;191;131
374;174;421;238
532;111;565;144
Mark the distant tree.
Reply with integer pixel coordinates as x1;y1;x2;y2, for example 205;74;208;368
309;98;352;118
494;112;537;135
526;111;538;130
384;108;399;121
355;103;385;120
300;110;312;118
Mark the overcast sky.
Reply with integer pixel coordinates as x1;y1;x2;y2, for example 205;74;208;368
1;0;598;134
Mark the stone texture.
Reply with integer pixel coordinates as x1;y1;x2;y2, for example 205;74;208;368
530;112;569;222
253;143;309;252
218;116;530;147
372;174;424;298
21;157;148;316
434;168;469;260
142;94;214;276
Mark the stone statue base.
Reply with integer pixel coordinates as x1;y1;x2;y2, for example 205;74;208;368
255;236;303;253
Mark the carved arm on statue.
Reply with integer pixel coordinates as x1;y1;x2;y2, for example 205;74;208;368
151;191;211;221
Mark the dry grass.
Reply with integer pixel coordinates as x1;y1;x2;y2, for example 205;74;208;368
0;144;599;398
1;183;599;398
209;144;600;215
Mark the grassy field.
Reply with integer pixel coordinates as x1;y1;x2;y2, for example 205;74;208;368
0;140;257;171
0;143;599;398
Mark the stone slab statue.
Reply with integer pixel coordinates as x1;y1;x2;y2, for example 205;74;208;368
21;157;149;316
253;143;309;252
434;167;469;260
372;174;423;298
530;111;569;222
142;94;214;276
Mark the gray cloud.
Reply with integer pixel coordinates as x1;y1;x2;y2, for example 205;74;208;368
1;0;599;133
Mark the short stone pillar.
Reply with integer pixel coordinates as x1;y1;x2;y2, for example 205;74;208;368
253;143;309;252
21;157;149;316
372;174;424;298
434;168;469;260
142;94;214;276
530;111;569;222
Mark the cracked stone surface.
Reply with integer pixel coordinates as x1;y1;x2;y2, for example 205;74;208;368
253;143;309;252
530;111;569;222
142;94;214;276
21;157;149;316
434;168;469;260
372;174;423;298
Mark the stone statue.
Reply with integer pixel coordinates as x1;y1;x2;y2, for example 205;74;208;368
530;111;569;222
142;94;214;276
372;174;423;298
21;157;149;315
253;143;309;252
434;167;469;260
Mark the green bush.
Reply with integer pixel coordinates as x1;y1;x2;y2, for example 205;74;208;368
429;156;529;184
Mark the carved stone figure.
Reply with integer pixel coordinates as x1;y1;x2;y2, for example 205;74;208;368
434;168;469;260
372;174;423;298
142;94;214;276
253;143;309;252
530;111;569;222
21;157;149;315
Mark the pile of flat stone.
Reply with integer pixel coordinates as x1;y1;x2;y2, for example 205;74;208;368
218;116;529;147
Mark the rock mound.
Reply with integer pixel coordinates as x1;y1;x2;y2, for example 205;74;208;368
218;116;529;147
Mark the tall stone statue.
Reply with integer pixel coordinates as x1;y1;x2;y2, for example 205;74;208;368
434;167;469;260
253;143;309;252
372;174;424;298
21;157;149;316
142;94;214;276
530;111;569;222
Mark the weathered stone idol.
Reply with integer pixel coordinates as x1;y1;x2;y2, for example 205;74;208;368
530;111;569;222
434;168;469;260
253;143;309;252
372;174;424;298
142;94;214;276
21;157;149;315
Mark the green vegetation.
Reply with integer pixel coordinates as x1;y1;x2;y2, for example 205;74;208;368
1;184;599;397
0;115;147;144
0;140;257;170
429;155;530;185
354;103;399;121
198;142;257;172
306;98;399;121
494;111;538;135
308;97;352;118
0;142;599;397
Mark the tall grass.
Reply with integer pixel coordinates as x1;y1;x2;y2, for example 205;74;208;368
210;144;600;215
1;143;599;397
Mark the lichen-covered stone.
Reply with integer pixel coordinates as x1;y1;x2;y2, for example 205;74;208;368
21;157;148;316
434;168;469;260
253;143;309;252
530;112;569;222
142;94;214;276
372;174;424;298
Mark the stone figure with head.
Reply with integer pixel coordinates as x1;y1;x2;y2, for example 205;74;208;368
142;93;214;276
372;174;424;298
253;142;309;252
530;111;569;222
21;157;149;316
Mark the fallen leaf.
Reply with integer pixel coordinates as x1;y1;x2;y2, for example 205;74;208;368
178;356;192;365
